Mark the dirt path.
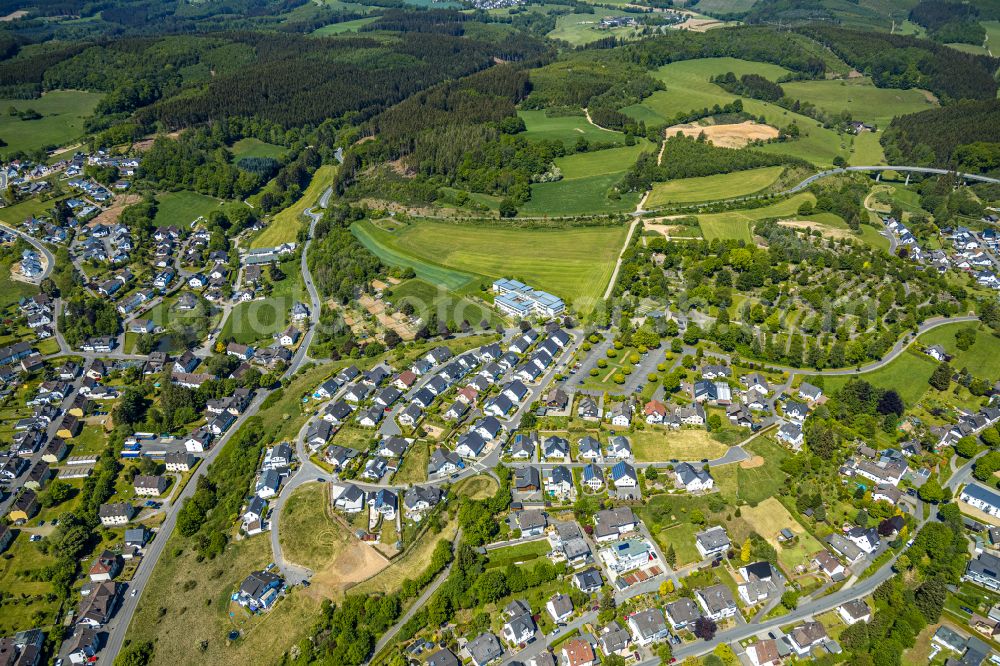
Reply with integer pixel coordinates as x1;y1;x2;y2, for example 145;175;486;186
603;217;640;300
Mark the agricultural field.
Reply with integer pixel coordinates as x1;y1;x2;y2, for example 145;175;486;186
354;219;628;314
518;110;628;147
624;58;848;166
546;9;643;45
629;428;731;461
645;166;784;207
0;90;102;157
849;131;886;166
390;278;498;328
154;190;226;228
252;164;337;248
230;138;287;162
694;192;816;242
917;323;1000;379
311;16;378;34
518;172;644;217
780;77;936;127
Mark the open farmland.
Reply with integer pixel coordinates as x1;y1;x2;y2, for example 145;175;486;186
623;58;848;166
230;138;287;161
154;190;225;227
0;90;101;157
355;219;628;313
645;166;784;206
519;110;627;147
781;77;936;126
695;192;816;241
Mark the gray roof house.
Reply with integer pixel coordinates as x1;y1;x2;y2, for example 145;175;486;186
468;632;503;666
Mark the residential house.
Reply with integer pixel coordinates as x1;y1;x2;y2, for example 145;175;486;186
578;396;600;421
516;509;547;537
611;461;638;491
675;462;714;492
237;570;283;610
787;621;828;657
547;593;573;623
514;466;541;492
965;551;1000;591
88;550;122;582
606;435;632;460
547;465;575;499
628;608;669;646
573;568;604;594
598;622;631;658
593;507;637;543
164;451;196;472
665;598;700;630
543;435;570;460
695;526;731;559
838;600;871;625
502;600;536;646
582;464;604;491
610;401;633;426
98;502;134;527
696;584;738;621
332;484;366;514
737;561;779;605
561;638;595;666
468;633;503;666
428;448;463;477
747;639;781;666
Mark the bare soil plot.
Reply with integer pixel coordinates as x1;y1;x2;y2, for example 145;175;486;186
87;194;142;227
357;294;416;340
740;455;765;469
778;219;853;240
665;121;779;148
308;530;391;600
675;17;725;30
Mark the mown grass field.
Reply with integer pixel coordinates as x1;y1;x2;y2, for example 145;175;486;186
623;58;848;166
0;193;62;227
519;172;644;217
391;278;498;327
311;16;378;34
645;166;784;207
0;90;102;157
917;323;1000;379
279;484;349;570
486;540;552;568
822;348;937;405
519;110;627;147
154;190;225;228
356;218;627;313
546;9;643;45
781;77;935;126
0;534;60;635
230;138;287;162
740;497;823;572
0;252;40;309
629;428;730;461
220;257;301;344
695;192;815;241
849;131;886;166
252;164;336;248
352;221;477;291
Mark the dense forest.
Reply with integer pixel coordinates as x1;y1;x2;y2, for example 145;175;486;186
882;99;1000;171
800;26;999;102
909;0;985;44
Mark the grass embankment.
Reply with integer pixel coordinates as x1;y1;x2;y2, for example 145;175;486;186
252;164;337;248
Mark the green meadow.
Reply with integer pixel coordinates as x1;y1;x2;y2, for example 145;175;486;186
695;192;815;242
780;77;935;126
547;9;643;45
822;349;937;406
0;90;102;157
154;191;226;228
917;323;1000;380
519;110;627;147
230;138;287;161
622;58;849;166
312;17;378;34
353;218;628;312
645;166;783;207
518;140;653;216
390;278;499;326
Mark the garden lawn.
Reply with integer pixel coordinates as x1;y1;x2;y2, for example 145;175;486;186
391;278;499;328
739;497;823;573
356;219;628;314
781;77;935;126
486;540;552;568
519;110;627;147
917;323;1000;380
230;138;287;161
630;428;730;461
393;441;429;485
220;257;302;344
153;190;225;228
0;90;102;157
0;254;40;309
696;192;815;241
0;535;59;635
645;166;783;207
821;348;937;406
252;164;337;248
